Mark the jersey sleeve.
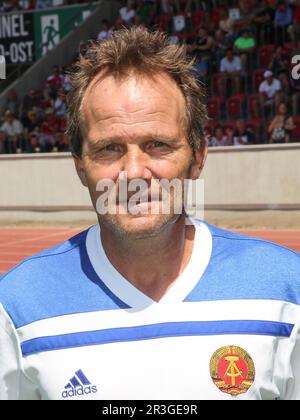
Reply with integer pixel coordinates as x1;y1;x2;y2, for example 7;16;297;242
285;323;300;400
0;304;39;400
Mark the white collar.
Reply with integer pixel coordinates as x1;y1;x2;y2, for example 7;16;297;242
85;217;212;308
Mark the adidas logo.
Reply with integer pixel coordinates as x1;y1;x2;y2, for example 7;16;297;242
61;369;97;399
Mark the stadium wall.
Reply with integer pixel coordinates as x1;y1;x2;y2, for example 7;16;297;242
0;144;299;226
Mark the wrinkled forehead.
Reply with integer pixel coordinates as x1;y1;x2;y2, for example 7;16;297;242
81;70;188;124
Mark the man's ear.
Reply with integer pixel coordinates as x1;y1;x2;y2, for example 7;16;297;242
73;154;88;187
190;143;208;180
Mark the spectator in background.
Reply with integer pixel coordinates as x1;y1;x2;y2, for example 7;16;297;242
218;9;238;46
0;130;5;153
119;0;136;26
160;0;175;15
209;125;230;147
192;55;207;82
20;89;38;118
225;125;234;145
273;0;293;44
268;102;295;143
291;70;300;115
22;108;40;141
233;119;255;145
287;0;300;43
97;19;112;41
258;70;283;117
234;0;256;32
26;133;41;153
268;46;289;77
191;28;214;71
252;0;274;44
46;65;64;94
219;48;242;96
268;46;291;97
288;0;300;43
233;29;255;72
0;0;21;12
35;0;52;9
0;110;24;153
38;87;53;111
62;66;71;93
173;0;201;13
4;90;19;117
136;0;157;27
39;107;60;152
214;29;230;66
53;87;67;117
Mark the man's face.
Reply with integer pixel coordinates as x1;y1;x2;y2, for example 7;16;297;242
75;72;206;239
5;112;13;122
226;50;233;61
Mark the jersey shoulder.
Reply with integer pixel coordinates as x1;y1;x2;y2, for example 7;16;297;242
0;227;88;284
207;222;300;261
187;222;300;305
0;227;127;328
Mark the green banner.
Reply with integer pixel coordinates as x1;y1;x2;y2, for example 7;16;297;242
34;3;97;59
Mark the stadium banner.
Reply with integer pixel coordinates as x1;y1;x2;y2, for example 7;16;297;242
34;3;97;59
0;12;35;64
0;3;97;64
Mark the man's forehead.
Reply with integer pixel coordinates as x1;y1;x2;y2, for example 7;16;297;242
85;70;184;100
82;71;186;120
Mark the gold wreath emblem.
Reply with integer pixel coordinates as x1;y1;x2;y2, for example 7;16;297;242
210;345;255;396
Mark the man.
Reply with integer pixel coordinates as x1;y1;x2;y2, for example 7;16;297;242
0;109;24;153
273;0;293;44
219;48;242;96
258;70;283;119
233;119;255;146
0;27;300;400
233;29;256;71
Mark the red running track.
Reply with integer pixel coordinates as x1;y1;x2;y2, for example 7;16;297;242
0;227;299;276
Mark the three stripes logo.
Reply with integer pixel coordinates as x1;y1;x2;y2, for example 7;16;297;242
61;369;97;399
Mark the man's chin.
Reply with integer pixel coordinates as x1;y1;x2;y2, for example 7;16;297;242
98;213;180;240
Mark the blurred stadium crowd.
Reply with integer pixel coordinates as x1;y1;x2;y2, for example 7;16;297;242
0;0;87;11
1;0;300;153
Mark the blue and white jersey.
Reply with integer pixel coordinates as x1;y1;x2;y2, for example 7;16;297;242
0;218;300;400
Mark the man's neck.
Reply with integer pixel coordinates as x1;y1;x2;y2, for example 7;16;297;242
99;216;196;302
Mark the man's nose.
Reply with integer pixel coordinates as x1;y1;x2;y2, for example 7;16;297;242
120;148;152;181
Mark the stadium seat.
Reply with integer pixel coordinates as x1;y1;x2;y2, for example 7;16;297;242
258;44;275;67
247;93;261;118
158;15;172;32
246;118;264;143
207;96;225;119
211;8;224;28
206;119;219;132
254;68;265;91
212;72;223;96
292;116;300;142
191;10;205;29
282;42;294;58
176;31;195;43
223;120;237;130
226;94;246;118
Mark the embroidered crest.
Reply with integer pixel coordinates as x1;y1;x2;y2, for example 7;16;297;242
210;345;255;396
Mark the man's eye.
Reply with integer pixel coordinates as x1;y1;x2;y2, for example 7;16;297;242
104;144;119;152
150;141;166;149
